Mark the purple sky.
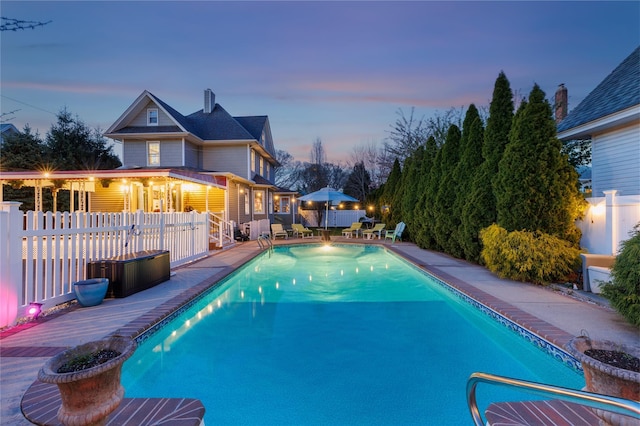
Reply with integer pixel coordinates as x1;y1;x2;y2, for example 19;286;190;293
2;1;638;163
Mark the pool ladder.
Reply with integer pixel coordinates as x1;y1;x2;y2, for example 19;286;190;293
467;372;640;425
257;234;273;255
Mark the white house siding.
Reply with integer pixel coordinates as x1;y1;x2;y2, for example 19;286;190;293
159;140;183;167
184;141;201;169
130;100;175;127
202;145;248;179
592;124;640;197
123;140;147;166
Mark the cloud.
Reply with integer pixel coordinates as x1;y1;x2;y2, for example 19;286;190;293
2;81;138;96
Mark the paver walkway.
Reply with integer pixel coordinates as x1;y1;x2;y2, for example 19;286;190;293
1;237;638;425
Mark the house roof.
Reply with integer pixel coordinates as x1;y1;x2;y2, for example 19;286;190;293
186;105;255;141
557;47;640;134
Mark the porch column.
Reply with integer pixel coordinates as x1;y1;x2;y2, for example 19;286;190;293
34;180;43;211
603;190;618;255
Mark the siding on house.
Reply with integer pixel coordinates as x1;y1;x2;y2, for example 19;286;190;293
202;145;248;178
184;141;201;169
123;140;147;166
592;124;640;197
91;183;125;212
130;101;175;127
159;140;183;167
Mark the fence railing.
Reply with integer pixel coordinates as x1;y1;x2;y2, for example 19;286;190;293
0;202;210;328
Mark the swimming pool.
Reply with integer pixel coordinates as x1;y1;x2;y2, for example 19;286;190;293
121;244;583;425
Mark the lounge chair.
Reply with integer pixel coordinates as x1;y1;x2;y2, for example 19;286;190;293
341;222;363;238
362;223;386;240
234;228;249;242
383;222;406;243
292;223;313;238
271;223;288;239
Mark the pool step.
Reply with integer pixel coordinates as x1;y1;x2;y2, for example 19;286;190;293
21;380;205;426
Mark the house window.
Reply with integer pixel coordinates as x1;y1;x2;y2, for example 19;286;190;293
147;142;160;166
277;196;290;213
254;190;265;214
147;108;158;126
244;191;250;215
251;150;256;173
259;157;264;176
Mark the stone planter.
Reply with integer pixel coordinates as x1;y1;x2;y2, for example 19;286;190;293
74;278;109;307
38;336;137;426
567;336;640;426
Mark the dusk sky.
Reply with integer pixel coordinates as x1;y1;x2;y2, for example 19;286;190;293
2;1;639;163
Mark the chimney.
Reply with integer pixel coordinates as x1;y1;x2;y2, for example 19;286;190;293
554;84;568;123
204;88;215;114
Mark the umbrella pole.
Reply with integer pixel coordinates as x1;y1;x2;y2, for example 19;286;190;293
325;201;328;229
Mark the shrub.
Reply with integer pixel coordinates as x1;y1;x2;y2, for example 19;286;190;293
602;224;640;328
480;224;582;285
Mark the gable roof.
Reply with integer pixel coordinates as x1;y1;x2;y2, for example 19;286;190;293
557;47;640;134
106;91;272;153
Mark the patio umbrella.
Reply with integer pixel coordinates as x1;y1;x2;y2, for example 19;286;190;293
298;187;359;229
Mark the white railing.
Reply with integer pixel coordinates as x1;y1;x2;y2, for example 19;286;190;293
208;212;235;248
0;202;210;328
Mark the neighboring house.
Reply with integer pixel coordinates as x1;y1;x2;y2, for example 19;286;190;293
556;47;640;255
0;89;299;240
0;123;19;145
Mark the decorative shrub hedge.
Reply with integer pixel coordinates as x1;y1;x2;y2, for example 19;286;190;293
602;225;640;328
480;224;582;285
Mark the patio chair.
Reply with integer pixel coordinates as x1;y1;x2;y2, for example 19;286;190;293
341;222;363;238
292;223;313;238
362;223;385;240
271;223;288;239
234;227;249;242
383;222;406;243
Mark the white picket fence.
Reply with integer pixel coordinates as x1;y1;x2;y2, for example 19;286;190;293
0;202;210;328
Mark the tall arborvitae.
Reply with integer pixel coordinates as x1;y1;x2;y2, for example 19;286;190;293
452;105;484;258
494;84;582;244
423;139;444;250
461;72;514;262
433;125;462;255
413;136;438;248
401;146;424;239
382;158;402;225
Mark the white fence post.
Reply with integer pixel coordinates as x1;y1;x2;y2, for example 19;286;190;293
0;202;23;328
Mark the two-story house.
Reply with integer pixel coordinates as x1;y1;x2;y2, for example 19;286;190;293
1;89;298;234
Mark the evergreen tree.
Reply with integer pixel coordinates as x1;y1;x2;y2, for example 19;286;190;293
0;125;45;171
461;72;514;262
400;147;424;239
433;125;462;255
452;105;484;258
494;84;582;244
45;108;121;170
422;138;443;250
413;136;438;248
381;158;402;225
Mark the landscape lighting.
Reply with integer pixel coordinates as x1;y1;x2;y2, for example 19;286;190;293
27;302;43;320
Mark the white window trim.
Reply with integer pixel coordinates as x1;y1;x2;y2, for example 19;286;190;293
147;141;160;166
254;189;265;214
147;108;159;126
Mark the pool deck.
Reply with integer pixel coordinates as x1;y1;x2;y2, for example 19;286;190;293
2;237;638;425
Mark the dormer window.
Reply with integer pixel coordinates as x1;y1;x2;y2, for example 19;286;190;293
147;108;158;126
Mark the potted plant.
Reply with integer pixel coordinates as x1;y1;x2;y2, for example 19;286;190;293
74;278;109;307
38;335;137;426
567;336;640;426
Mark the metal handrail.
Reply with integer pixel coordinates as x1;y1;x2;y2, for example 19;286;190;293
257;235;273;253
467;372;640;426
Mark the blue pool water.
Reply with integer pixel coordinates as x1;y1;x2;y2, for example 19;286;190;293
121;244;583;425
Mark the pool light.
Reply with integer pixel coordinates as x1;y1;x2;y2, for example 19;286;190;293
27;302;43;320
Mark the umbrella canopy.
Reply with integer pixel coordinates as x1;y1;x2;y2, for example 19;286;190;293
298;187;359;229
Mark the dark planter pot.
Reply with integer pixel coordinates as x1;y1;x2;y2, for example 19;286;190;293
567;336;640;426
74;278;109;307
38;336;137;426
